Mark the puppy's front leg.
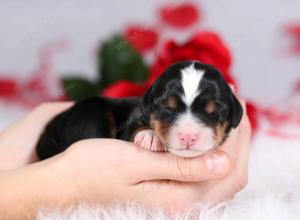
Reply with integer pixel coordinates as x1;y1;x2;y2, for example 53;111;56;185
134;129;165;152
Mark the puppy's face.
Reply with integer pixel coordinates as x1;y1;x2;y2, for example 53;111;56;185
143;61;243;157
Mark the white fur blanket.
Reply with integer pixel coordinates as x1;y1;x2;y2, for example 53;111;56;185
37;122;300;220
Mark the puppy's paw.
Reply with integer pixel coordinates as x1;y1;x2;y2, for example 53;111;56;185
134;129;165;152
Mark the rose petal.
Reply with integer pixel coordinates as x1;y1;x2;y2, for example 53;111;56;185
159;3;199;28
286;24;300;38
101;80;147;98
150;31;234;85
190;32;232;72
124;26;158;53
0;78;18;97
246;101;259;134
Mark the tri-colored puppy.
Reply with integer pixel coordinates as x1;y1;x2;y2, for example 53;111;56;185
36;61;243;159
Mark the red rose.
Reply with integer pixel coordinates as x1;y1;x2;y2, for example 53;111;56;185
124;26;158;53
159;3;200;29
150;31;236;87
102;31;237;99
0;78;18;97
101;80;147;98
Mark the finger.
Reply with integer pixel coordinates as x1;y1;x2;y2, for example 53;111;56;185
25;102;73;137
27;102;74;125
72;139;230;183
217;99;251;192
239;98;251;132
218;125;239;154
218;98;245;156
133;149;230;183
228;83;235;93
235;100;251;171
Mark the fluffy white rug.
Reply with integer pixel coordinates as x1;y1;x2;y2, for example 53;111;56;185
38;119;300;220
37;194;300;220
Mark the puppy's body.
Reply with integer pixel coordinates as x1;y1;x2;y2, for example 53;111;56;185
36;97;143;159
37;61;243;159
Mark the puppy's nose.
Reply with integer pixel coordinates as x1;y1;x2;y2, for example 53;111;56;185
177;132;199;148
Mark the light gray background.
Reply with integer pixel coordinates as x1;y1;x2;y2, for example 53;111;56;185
0;0;300;129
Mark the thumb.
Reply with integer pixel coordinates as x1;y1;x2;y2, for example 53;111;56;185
135;149;230;182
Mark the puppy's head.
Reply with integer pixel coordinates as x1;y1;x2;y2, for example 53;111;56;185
142;61;243;157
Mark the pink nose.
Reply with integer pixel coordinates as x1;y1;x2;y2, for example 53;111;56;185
177;132;199;148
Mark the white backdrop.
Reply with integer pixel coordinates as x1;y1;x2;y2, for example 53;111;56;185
1;0;300;128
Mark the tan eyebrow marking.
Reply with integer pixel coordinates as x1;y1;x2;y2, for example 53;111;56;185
167;96;177;109
205;100;216;113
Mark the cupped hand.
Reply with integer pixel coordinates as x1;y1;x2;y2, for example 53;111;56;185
0;99;251;214
0;102;73;170
62;98;250;212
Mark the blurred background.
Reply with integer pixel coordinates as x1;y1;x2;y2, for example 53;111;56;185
0;0;300;130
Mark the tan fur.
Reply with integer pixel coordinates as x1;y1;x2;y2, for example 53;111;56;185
205;100;216;113
167;96;177;109
214;121;229;146
150;114;169;144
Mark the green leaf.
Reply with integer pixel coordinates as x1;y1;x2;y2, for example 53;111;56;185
97;35;148;89
63;77;98;101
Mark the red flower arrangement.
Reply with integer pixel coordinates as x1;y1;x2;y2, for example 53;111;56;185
0;3;259;133
149;32;236;87
102;31;237;97
100;3;260;132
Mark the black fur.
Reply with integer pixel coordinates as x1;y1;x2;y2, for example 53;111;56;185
36;61;243;160
36;97;143;159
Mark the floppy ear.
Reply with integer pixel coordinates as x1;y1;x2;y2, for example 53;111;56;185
143;86;153;107
141;85;154;118
230;94;243;128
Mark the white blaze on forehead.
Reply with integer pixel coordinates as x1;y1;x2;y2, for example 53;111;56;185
181;64;204;106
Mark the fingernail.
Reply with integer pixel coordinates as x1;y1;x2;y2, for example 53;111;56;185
206;152;229;177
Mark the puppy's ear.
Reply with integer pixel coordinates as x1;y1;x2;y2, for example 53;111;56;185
142;85;154;115
230;94;243;128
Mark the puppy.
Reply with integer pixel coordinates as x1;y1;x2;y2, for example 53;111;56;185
36;61;243;160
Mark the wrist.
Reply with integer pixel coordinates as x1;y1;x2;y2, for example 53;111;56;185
58;143;98;203
45;152;81;206
0;153;79;218
0;130;37;171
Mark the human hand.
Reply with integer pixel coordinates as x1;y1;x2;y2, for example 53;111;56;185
0;98;250;218
61;99;250;212
176;98;251;205
0;102;73;170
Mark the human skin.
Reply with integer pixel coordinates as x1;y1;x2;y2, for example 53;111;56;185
0;99;251;219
